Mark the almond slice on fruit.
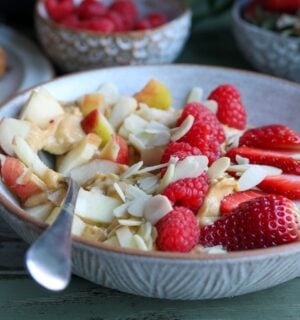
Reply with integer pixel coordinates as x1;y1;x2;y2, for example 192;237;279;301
171;115;194;142
144;195;172;225
228;164;282;175
186;87;204;103
236;155;250;165
203;100;218;113
156;163;175;193
208;157;231;181
238;166;268;191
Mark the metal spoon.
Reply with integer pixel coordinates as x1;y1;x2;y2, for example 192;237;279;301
26;177;80;291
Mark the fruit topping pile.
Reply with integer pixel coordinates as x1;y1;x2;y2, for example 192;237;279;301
45;0;168;33
1;79;300;254
244;0;300;36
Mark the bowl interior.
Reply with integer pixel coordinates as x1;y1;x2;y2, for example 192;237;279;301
1;64;300;257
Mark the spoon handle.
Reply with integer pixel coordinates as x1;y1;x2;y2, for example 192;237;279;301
26;178;80;291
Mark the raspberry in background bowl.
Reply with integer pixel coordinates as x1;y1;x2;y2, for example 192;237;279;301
35;0;191;72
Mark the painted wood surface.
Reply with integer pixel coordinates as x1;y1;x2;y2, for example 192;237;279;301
1;15;300;320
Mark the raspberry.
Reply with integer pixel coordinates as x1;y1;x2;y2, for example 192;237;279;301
110;0;138;30
77;0;106;19
163;172;209;212
135;19;152;30
45;0;74;22
105;10;125;32
208;84;247;130
61;14;80;28
177;103;225;144
81;18;115;33
161;142;202;164
156;207;200;252
147;12;168;28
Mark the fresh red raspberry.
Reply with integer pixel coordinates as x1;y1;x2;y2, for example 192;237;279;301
208;84;247;130
199;195;300;251
163;172;209;212
135;19;152;30
45;0;74;22
77;0;106;19
161;142;202;164
156;207;200;252
105;10;125;31
80;18;115;33
110;0;138;30
177;103;225;144
61;14;80;28
147;12;168;28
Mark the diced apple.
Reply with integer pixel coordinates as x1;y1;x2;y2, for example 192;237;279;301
134;79;172;111
13;136;63;189
25;203;54;221
80;93;106;117
100;135;129;165
20;89;64;129
109;96;137;129
70;159;125;185
0;156;47;201
75;188;121;224
81;109;114;146
98;82;120;105
57;133;101;176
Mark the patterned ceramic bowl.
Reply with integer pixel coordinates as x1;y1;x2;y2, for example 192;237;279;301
232;0;300;82
1;65;300;300
35;0;191;72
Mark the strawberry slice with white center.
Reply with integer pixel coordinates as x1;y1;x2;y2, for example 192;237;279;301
227;146;300;175
258;174;300;200
220;190;267;215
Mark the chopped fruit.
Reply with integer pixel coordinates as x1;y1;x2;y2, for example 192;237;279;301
80;93;106;116
105;10;125;31
0;157;46;201
161;142;202;165
162;172;209;212
77;0;106;19
45;0;74;22
261;0;300;12
25;203;54;221
134;79;172;111
199;195;300;251
208;84;247;130
81;18;115;33
110;0;138;30
227;146;300;175
258;174;300;200
100;135;129;165
20;89;64;129
177;103;225;143
239;124;300;150
61;14;80;28
220;190;267;215
156;207;200;252
57;133;101;175
81;109;114;146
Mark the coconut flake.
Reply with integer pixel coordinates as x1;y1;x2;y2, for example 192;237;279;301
171;115;194;142
144;195;173;225
186;87;204;103
238;166;268;191
144;121;170;134
137;175;159;193
127;197;150;217
208;157;230;181
203;100;218;113
113;182;126;202
123;114;147;134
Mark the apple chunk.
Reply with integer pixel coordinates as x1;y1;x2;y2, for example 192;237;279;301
80;93;106;117
0;156;47;201
57;133;101;175
81;109;114;146
100;135;129;165
70;159;125;185
20;88;64;129
134;79;172;110
13;136;63;189
25;203;54;221
75;188;121;224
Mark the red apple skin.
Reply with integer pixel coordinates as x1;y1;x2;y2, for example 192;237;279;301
114;135;129;165
81;109;99;134
1;157;44;201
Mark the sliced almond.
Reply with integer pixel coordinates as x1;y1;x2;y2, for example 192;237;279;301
136;162;169;175
236;155;250;164
144;195;173;225
171;115;194;142
113;203;129;218
208;157;230;181
203;100;218;113
156;163;175;193
127;197;150;217
115;226;134;248
238;166;268;191
186;87;204;103
133;234;148;251
113;182;126;202
118;219;142;226
137;175;159;193
138;222;152;242
120;161;143;179
103;235;120;246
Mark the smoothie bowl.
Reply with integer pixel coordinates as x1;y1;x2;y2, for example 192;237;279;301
1;65;300;300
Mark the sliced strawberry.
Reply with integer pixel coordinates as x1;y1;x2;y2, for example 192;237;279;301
220;190;267;215
239;125;300;150
199;195;300;251
258;174;300;200
227;146;300;175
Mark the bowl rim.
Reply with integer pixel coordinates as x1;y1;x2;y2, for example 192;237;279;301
2;63;300;261
232;0;300;43
35;0;192;38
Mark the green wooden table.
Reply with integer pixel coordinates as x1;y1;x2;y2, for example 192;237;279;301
1;16;300;320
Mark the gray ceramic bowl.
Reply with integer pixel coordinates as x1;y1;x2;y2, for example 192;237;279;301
35;0;191;72
1;65;300;300
232;0;300;82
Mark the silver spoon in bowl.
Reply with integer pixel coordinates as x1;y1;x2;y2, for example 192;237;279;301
26;153;80;290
